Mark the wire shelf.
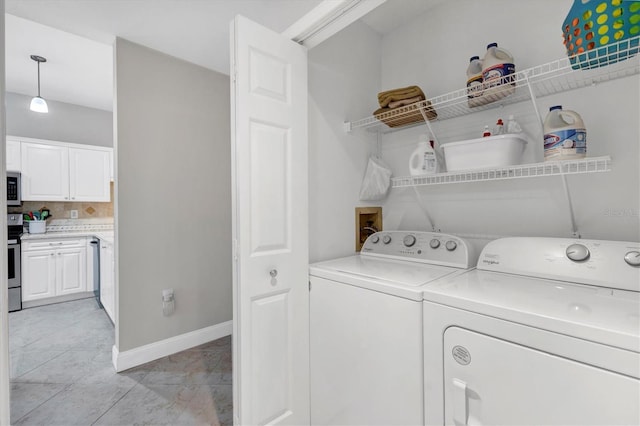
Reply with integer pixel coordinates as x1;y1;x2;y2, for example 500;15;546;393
391;156;611;188
346;36;640;133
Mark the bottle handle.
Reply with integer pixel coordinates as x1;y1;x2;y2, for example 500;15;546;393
409;150;421;171
559;110;581;126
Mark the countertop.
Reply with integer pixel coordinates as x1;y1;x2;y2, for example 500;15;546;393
21;230;114;244
19;219;114;244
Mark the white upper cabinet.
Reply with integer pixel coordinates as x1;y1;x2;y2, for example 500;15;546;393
6;139;21;172
69;147;111;202
21;142;70;201
18;138;112;202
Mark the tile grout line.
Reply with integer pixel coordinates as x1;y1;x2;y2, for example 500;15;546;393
12;383;73;425
9;349;71;383
89;381;142;426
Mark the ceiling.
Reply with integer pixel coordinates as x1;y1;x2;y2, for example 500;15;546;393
5;0;443;112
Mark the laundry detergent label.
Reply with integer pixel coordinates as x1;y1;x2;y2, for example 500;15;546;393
483;63;515;87
544;128;587;160
467;75;483;99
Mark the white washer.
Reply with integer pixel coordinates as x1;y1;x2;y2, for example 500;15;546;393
423;237;640;426
310;231;476;425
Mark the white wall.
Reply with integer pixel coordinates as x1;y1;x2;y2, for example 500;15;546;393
114;38;231;352
308;20;382;262
375;0;639;244
5;92;113;147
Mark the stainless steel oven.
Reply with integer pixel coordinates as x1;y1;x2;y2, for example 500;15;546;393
7;172;21;206
7;213;23;312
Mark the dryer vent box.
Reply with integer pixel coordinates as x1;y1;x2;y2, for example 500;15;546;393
355;207;382;252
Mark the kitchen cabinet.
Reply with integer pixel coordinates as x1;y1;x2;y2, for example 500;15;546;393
68;147;111;201
99;239;115;322
21;142;69;201
18;139;111;202
6;139;21;172
22;238;87;302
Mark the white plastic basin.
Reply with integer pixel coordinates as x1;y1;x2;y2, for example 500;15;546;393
442;134;528;172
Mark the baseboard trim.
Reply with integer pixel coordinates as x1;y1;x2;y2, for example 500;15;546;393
112;320;232;372
23;292;94;309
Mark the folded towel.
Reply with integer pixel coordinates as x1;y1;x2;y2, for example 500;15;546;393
378;86;425;108
373;100;437;128
387;95;423;109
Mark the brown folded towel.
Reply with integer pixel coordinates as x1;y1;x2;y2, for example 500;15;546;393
378;86;425;108
373;100;437;128
388;95;423;109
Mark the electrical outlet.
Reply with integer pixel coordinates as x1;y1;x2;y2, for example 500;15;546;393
162;289;175;316
70;210;79;219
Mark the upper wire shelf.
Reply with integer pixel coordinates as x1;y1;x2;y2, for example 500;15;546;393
391;156;611;188
345;36;640;133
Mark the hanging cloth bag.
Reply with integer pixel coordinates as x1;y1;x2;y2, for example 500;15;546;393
359;156;392;201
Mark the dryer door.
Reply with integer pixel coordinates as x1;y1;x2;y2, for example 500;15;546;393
443;327;640;425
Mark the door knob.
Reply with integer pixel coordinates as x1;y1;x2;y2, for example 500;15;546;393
270;269;278;278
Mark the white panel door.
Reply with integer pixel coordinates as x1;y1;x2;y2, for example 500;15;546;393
6;139;21;171
21;143;69;201
443;327;640;425
69;147;111;202
56;247;87;295
21;250;56;301
231;15;308;426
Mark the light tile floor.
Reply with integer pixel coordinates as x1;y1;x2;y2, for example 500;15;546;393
9;298;232;425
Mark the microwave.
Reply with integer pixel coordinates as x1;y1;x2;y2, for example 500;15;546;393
7;172;21;206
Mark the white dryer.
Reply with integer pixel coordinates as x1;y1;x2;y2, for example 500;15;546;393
310;231;476;426
423;237;640;426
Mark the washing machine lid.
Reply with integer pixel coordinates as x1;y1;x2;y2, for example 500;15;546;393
423;269;640;352
310;255;467;301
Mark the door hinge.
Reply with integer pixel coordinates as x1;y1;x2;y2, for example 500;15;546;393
308;281;311;291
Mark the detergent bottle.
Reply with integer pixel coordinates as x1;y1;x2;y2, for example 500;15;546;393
482;42;516;99
409;134;437;175
543;105;586;161
466;55;484;107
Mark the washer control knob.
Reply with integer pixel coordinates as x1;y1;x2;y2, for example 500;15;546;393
624;251;640;266
429;239;440;249
566;243;590;262
403;235;416;247
370;235;380;244
382;235;392;244
445;240;458;251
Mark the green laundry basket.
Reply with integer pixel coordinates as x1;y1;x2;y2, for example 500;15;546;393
562;0;640;69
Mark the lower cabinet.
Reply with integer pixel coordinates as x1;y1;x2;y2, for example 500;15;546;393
100;240;115;322
22;238;88;302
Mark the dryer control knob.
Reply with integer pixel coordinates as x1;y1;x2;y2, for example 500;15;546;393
429;239;440;249
566;243;590;262
445;240;458;251
370;235;380;244
624;251;640;266
403;235;416;247
382;235;392;244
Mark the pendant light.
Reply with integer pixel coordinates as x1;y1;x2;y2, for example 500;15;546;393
29;55;48;113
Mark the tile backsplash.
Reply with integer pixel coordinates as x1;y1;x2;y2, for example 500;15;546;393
8;182;114;219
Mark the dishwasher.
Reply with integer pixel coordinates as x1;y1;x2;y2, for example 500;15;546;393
89;238;103;308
